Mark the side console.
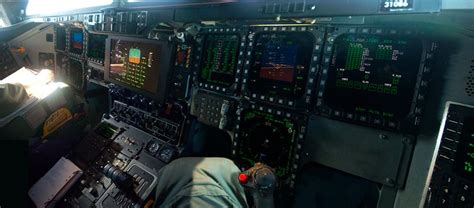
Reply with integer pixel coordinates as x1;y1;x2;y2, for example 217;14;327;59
424;102;474;207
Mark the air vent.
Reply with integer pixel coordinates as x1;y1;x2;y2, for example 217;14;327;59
466;60;474;97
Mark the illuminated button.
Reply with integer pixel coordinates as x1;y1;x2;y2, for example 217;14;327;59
373;118;382;125
441;186;450;195
333;111;341;117
359;116;367;122
238;173;248;184
278;99;284;104
346;113;354;119
456;194;468;206
388;121;397;128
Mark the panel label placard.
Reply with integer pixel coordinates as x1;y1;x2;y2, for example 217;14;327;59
380;0;413;12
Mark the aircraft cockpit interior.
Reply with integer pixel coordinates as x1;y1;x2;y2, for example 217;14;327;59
0;0;473;207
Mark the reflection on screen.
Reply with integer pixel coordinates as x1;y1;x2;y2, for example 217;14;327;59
323;34;423;119
87;34;107;61
248;32;314;99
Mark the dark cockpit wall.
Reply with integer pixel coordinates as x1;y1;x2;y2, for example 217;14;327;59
0;0;474;208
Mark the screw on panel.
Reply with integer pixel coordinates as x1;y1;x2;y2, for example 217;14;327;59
379;134;388;140
385;178;394;185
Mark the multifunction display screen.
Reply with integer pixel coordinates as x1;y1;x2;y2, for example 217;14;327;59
323;34;423;120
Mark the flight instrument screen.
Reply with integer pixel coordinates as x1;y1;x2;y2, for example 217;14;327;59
323;34;423;120
70;29;84;54
248;32;314;99
108;39;162;93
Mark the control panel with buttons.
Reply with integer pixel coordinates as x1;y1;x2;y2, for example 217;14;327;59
424;102;474;208
110;100;182;146
190;90;236;130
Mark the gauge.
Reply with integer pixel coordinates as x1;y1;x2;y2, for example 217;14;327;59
159;148;175;163
146;141;160;154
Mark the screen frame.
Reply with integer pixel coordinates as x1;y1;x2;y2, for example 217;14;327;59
54;25;67;52
104;36;174;103
66;57;85;91
86;32;108;65
241;26;326;109
232;103;307;188
68;27;85;56
315;26;436;132
193;27;247;95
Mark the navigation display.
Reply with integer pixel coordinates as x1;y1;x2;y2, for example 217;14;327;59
199;34;240;87
236;109;296;178
248;32;314;99
323;34;423;120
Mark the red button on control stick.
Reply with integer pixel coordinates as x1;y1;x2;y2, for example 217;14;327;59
238;173;248;184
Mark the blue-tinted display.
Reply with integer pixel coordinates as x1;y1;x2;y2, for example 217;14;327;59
71;32;83;49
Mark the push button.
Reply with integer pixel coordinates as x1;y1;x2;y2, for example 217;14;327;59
437;197;450;207
455;194;469;207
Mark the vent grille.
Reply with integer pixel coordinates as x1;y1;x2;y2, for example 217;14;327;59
467;60;474;97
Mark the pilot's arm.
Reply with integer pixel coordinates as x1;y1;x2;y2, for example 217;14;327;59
153;157;249;208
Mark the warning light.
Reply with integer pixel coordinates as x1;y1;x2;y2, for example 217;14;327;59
238;173;248;184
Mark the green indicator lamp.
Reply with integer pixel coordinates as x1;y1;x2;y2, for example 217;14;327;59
465;161;473;172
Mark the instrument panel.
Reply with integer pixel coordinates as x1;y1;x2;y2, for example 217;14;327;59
49;22;438;205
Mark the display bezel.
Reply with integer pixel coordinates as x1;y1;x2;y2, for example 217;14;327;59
104;36;174;103
193;27;247;95
315;27;436;132
66;57;85;91
54;25;67;52
68;27;85;57
241;26;325;110
86;32;108;65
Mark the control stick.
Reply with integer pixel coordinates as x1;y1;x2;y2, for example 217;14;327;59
238;163;276;208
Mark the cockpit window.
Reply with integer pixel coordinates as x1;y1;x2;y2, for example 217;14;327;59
0;18;6;28
26;0;113;16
